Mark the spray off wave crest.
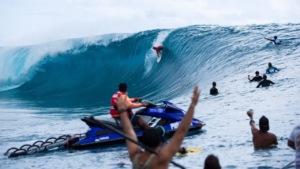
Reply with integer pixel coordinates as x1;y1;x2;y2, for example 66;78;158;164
0;23;299;108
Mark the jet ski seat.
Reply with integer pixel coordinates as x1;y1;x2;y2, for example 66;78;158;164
81;115;153;129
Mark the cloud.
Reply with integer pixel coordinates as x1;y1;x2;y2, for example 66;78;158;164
0;0;299;46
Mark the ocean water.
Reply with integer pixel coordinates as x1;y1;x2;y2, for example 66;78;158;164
0;23;299;168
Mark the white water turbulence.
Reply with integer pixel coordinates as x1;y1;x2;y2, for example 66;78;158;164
144;30;172;75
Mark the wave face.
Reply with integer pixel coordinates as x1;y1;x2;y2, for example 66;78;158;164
0;24;299;108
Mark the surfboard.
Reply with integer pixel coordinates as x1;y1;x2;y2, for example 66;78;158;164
175;147;202;157
157;53;162;63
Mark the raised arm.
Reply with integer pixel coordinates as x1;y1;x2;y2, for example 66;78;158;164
247;110;258;135
264;37;272;41
248;75;252;81
115;95;142;160
158;85;200;162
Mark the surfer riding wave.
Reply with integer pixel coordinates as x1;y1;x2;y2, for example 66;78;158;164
153;46;163;56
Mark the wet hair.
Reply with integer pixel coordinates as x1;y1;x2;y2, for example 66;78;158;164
274;36;277;39
259;116;269;132
263;74;267;79
255;71;259;75
153;47;156;49
268;62;273;68
119;83;127;92
204;154;220;169
212;82;216;87
141;128;161;149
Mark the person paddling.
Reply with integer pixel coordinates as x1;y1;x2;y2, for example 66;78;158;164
264;36;283;45
115;85;200;169
266;62;280;74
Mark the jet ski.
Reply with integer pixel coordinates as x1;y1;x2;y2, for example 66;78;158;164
72;100;205;149
4;100;205;157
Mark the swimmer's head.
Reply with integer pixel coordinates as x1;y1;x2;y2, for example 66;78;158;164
153;47;156;49
212;82;217;87
263;74;267;79
259;116;269;132
255;71;259;75
268;62;273;68
274;36;277;39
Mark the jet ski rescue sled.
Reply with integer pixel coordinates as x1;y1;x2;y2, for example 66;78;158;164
4;100;205;157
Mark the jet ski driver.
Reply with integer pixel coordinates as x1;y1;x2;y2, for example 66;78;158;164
110;83;150;129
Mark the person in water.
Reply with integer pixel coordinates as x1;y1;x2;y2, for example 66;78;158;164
153;46;163;56
248;71;263;82
264;36;282;45
204;154;221;169
110;83;150;129
256;74;275;88
115;85;200;169
287;123;300;168
210;82;218;95
155;125;188;154
247;110;278;149
266;62;280;74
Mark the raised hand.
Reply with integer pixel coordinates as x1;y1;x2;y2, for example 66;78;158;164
247;110;253;119
191;85;200;106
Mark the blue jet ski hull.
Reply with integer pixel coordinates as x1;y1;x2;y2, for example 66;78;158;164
71;101;205;149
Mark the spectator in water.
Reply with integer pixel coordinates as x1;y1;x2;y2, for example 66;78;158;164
210;82;218;95
266;62;280;74
115;85;200;169
287;123;300;168
247;110;278;149
256;74;275;88
155;125;188;154
248;71;263;82
204;154;221;169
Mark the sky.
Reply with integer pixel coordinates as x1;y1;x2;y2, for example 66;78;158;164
0;0;300;46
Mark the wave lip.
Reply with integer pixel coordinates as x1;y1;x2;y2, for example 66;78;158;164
0;33;132;92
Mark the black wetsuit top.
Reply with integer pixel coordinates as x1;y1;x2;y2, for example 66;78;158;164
210;87;219;95
256;80;275;88
249;76;263;82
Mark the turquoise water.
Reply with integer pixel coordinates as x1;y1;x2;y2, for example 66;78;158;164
0;23;299;168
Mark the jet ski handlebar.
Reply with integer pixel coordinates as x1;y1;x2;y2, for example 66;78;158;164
141;100;157;108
